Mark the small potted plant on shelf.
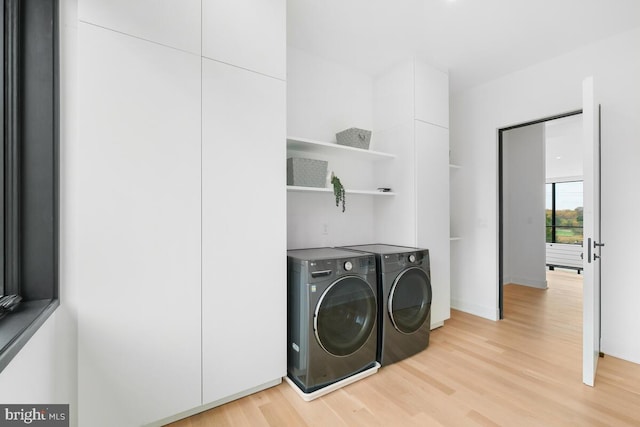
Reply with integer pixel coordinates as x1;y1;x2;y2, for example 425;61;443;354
331;172;346;212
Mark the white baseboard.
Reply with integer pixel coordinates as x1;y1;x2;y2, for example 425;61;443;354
145;378;283;426
600;339;640;365
430;320;444;330
506;276;548;289
451;298;498;321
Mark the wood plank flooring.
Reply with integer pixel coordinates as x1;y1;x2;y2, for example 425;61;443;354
168;269;640;426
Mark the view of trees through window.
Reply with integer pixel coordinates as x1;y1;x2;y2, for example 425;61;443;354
546;181;583;245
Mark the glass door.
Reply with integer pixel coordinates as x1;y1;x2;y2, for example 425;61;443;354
314;276;376;356
388;267;432;334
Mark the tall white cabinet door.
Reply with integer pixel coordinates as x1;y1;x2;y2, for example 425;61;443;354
202;59;286;404
79;0;201;54
414;62;449;129
415;121;451;328
202;0;286;79
77;23;202;426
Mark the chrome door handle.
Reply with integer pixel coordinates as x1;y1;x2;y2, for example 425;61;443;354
587;238;591;264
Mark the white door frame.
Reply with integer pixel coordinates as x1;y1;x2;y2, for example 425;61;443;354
496;110;582;319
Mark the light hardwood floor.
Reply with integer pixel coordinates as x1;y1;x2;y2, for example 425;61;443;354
168;270;640;426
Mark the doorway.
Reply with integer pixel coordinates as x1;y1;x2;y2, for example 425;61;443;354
498;111;583;319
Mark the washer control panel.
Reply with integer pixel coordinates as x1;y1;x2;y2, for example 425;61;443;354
306;255;376;280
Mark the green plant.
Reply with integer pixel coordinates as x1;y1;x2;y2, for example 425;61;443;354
331;172;346;212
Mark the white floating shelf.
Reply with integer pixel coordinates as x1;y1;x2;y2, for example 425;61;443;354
450;237;462;241
449;164;462;169
287;186;396;196
287;136;396;161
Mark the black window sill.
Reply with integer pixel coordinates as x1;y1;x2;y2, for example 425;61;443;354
0;299;59;373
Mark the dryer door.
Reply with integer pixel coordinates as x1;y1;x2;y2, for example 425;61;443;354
314;276;376;357
388;267;432;334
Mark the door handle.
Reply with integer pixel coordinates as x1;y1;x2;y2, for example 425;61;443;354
593;241;604;261
311;270;332;278
587;238;591;264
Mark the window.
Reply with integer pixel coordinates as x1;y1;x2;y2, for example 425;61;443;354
0;0;59;373
546;181;583;245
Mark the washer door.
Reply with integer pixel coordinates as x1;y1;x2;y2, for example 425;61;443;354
388;267;432;334
314;276;376;357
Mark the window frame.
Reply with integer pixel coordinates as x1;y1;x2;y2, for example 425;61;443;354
0;0;59;374
546;180;584;245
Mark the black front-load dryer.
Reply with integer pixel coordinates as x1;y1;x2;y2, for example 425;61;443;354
342;244;432;366
287;248;378;393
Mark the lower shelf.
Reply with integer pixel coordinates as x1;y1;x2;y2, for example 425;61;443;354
287;186;396;196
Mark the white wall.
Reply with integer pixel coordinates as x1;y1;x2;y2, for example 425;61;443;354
0;315;70;401
287;47;373;143
502;124;547;288
450;27;640;364
0;2;79;425
287;47;377;248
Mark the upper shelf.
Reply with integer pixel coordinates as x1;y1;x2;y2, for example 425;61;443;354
287;186;396;196
287;136;396;161
449;164;462;169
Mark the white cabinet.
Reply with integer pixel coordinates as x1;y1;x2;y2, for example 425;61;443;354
203;0;286;79
79;0;201;54
77;23;202;426
202;58;286;404
77;2;287;423
372;121;417;246
373;59;451;328
416;122;451;328
414;62;449;128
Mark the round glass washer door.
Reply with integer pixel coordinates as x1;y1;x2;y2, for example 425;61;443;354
314;276;376;357
388;267;432;334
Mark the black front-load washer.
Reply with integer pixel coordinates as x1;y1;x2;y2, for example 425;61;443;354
342;244;432;366
287;247;378;393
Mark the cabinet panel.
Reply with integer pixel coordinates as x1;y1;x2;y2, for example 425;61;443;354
373;60;414;130
203;0;286;79
77;23;202;426
373;122;416;247
79;0;201;54
202;58;286;404
415;121;450;327
415;62;449;128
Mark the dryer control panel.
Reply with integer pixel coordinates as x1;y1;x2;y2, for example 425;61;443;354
382;250;429;273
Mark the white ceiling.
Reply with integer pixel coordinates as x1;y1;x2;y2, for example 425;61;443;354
287;0;640;93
